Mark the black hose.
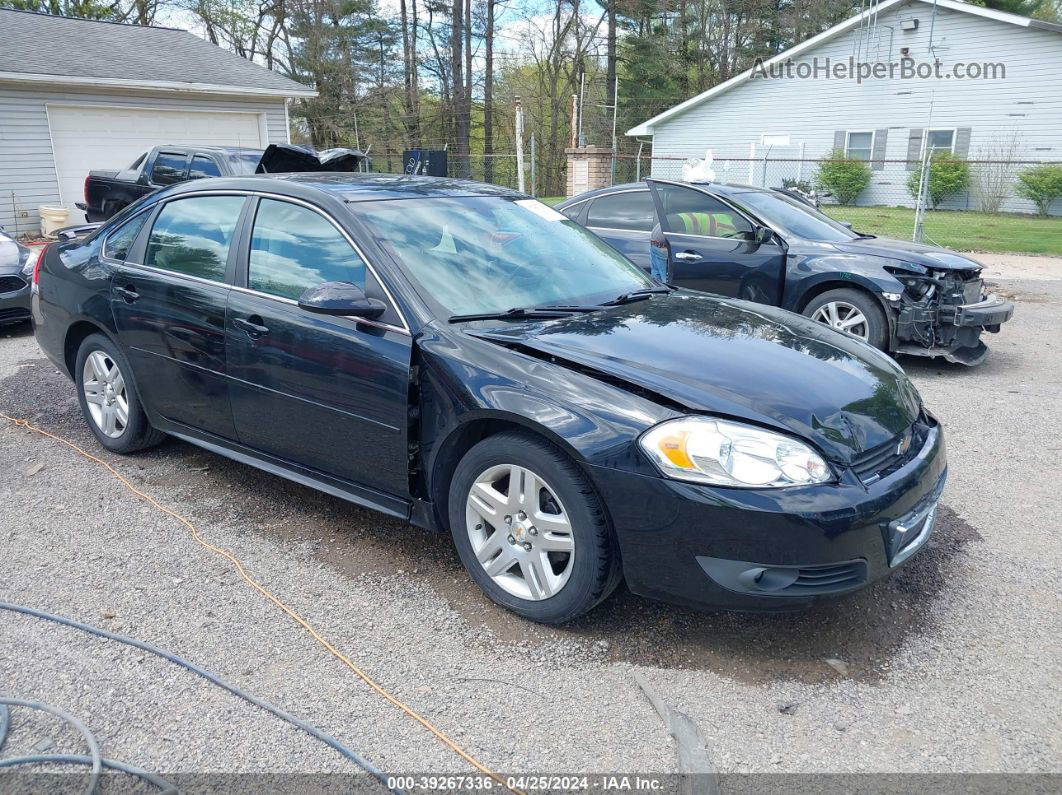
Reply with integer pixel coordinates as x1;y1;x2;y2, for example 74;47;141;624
0;600;398;793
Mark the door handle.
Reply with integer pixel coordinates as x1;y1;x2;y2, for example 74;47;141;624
233;316;270;338
673;250;702;262
114;284;139;302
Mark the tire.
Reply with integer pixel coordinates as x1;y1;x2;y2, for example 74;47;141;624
75;333;165;453
803;288;889;351
448;431;621;624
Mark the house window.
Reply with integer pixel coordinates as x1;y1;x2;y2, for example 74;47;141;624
926;129;955;154
845;131;874;161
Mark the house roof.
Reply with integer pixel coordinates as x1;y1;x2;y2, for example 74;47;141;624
0;9;316;98
626;0;1062;136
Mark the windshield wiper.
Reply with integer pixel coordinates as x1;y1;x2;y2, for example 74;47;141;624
600;287;673;306
854;233;877;239
448;306;587;323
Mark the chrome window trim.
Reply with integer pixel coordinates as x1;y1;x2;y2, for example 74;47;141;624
122;260;227;289
121;188;412;335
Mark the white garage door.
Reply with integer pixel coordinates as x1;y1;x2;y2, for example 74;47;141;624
47;104;265;222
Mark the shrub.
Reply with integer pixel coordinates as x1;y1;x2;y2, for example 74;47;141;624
907;151;971;209
815;149;871;205
1015;164;1062;217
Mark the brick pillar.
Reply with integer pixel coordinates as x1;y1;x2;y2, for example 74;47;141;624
566;146;614;197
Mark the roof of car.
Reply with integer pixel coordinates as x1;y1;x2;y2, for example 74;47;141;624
233;172;529;202
557;180;768;206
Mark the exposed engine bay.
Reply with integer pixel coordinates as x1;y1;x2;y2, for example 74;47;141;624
890;267;1013;366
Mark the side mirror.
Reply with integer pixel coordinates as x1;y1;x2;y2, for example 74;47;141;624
297;281;386;319
752;225;774;245
839;221;854;230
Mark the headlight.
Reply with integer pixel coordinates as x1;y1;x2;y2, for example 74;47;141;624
640;417;832;488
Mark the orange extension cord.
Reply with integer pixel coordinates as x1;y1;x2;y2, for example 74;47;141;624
1;411;521;794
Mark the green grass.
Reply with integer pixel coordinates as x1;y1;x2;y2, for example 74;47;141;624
539;196;565;207
821;205;1062;255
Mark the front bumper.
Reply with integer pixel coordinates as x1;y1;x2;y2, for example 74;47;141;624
893;286;1014;366
0;281;31;324
591;420;947;612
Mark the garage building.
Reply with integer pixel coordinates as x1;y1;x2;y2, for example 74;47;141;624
0;9;315;232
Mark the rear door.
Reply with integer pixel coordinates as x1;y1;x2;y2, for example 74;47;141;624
110;193;248;440
647;180;786;303
225;196;412;502
583;189;657;270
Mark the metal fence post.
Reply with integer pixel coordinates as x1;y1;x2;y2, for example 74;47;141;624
530;133;536;197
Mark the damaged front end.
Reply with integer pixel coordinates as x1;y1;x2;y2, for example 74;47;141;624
887;266;1014;366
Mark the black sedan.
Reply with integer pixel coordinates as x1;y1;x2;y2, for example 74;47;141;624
0;226;34;325
558;180;1013;365
33;174;946;623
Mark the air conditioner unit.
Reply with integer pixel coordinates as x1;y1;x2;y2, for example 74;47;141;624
900;18;919;31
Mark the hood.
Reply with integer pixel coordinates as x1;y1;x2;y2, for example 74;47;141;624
469;293;921;463
830;237;983;273
255;143;369;174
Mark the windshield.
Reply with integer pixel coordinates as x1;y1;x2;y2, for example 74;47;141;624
730;191;859;242
354;196;654;317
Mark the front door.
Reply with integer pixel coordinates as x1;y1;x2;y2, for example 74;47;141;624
648;180;786;304
111;193;248;440
225;197;412;498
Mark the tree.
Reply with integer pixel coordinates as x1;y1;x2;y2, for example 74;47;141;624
1015;164;1062;216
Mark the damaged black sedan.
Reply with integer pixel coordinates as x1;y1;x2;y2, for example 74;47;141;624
34;174;946;623
559;180;1013;365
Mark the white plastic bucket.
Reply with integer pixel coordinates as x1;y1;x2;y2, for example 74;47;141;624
39;205;70;238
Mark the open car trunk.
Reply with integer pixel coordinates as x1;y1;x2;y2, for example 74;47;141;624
255;143;369;174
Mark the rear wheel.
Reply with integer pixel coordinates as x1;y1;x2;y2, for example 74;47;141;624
448;431;621;623
803;288;889;350
75;333;165;453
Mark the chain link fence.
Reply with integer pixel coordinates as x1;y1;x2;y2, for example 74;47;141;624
364;147;1059;255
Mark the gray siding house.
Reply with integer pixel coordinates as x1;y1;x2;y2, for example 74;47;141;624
0;9;315;232
627;0;1062;215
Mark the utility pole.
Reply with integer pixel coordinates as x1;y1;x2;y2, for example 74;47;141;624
610;73;618;183
530;132;536;197
515;96;526;193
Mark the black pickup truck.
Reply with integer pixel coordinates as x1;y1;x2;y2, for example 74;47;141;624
77;144;368;222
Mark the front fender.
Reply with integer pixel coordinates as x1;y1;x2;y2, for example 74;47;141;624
784;252;908;313
416;325;677;501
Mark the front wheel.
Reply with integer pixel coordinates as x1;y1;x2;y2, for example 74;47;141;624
448;432;621;623
803;288;889;351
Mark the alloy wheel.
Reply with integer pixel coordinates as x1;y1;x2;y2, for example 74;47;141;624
811;301;870;340
82;350;128;438
464;463;576;601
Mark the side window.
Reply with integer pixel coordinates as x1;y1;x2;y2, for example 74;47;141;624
559;202;583;222
656;184;754;239
189;155;222;179
587;191;657;231
102;211;149;261
845;131;874;161
248;199;366;300
145;195;245;281
150;152;188;186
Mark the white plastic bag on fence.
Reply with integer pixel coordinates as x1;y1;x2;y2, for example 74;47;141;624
682;150;717;183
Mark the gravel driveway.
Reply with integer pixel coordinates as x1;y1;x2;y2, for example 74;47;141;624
1;270;1059;790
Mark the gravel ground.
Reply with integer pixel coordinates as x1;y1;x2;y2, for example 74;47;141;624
0;270;1060;790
